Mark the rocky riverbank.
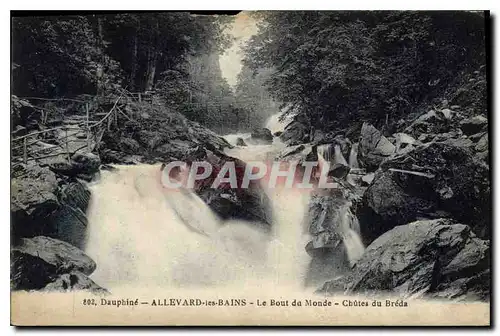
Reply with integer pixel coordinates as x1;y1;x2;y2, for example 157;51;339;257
10;99;275;293
278;67;490;301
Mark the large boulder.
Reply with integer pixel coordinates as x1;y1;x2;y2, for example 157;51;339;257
357;123;395;171
404;109;456;139
11;165;59;239
318;219;490;301
162;147;273;230
11;236;97;290
280;115;310;146
250;128;273;143
275;143;316;163
98;108;231;165
48;152;101;180
358;137;490;243
236;137;247;146
304;194;361;287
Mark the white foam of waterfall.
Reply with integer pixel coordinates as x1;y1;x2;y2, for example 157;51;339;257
316;143;366;266
223;132;251;146
349;143;360;169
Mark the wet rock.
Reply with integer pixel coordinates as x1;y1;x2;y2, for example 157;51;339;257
43;271;108;294
98;109;231;164
164;147;273;230
48;181;91;249
357;169;438;244
393;133;417;152
357;123;395;171
118;137;142;153
361;173;375;186
11;165;59;239
236;137;247;146
11;236;96;290
273;131;283;137
304;195;360;287
71;152;101;174
318;219;490;301
460;115;488;135
250;128;273;143
276;143;315;163
199;187;272;232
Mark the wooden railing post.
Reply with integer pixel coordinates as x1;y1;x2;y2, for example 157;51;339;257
23;137;27;164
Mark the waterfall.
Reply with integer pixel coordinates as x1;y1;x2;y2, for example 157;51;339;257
316;143;366;266
84;113;364;292
349;143;360;169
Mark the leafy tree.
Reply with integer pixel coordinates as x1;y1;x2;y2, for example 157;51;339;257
242;11;486;133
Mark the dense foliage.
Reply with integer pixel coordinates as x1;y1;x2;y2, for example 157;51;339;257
243;11;486;133
11;13;253;132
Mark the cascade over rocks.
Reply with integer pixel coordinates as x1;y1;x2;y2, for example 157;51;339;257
164;146;273;230
236;137;247;146
304;191;361;287
280;114;310;146
11;236;97;290
318;219;490;301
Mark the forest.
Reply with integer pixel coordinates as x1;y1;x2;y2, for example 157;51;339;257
244;11;486;135
12;11;486;137
11;12;273;133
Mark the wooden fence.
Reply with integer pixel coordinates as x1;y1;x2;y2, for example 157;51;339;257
11;93;127;164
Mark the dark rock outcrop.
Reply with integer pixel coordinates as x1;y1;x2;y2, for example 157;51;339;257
11;165;59;240
275;143;316;163
318;219;490;301
357;123;395;171
11;236;97;290
236;137;247;146
48;181;91;248
250;128;273;143
358;137;490;243
163;146;273;230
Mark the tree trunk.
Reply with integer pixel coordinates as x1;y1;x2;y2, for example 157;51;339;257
96;16;105;96
129;23;139;92
145;49;157;92
145;19;159;92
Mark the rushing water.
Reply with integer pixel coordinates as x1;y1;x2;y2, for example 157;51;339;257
84;113;364;292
